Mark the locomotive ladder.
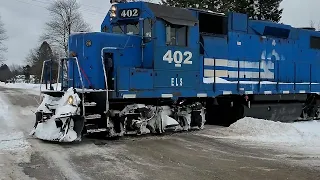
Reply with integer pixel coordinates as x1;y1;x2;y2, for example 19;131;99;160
59;58;104;126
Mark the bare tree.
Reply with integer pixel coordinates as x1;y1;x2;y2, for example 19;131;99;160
0;15;8;63
309;20;320;30
41;0;91;58
310;20;315;29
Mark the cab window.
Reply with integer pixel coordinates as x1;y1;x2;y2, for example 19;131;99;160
126;22;139;35
166;24;187;46
112;25;124;34
144;18;152;37
112;22;140;35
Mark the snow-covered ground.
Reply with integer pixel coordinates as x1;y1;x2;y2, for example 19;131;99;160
0;83;320;179
0;92;29;151
1;82;319;153
216;117;320;144
0;82;61;95
1;82;320;168
198;117;320;161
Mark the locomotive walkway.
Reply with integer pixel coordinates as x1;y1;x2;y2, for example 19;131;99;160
0;86;319;180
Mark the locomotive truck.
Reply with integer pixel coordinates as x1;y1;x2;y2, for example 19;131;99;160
31;1;320;142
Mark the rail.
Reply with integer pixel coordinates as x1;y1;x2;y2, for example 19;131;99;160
62;57;85;116
56;59;61;91
39;57;85;116
101;47;121;127
39;60;51;97
101;47;119;113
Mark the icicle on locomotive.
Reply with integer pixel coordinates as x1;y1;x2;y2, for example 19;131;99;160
31;1;320;142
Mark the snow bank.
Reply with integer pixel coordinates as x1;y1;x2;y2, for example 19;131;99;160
226;117;320;145
201;117;320;151
199;117;320;158
0;82;40;90
0;82;61;94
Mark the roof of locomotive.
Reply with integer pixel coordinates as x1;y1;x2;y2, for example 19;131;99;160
144;2;198;26
102;1;320;39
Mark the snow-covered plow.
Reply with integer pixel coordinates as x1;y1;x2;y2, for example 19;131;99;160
30;88;85;142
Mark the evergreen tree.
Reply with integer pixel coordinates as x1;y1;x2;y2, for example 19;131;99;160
231;0;255;19
160;0;230;12
160;0;283;22
255;0;283;22
26;41;58;83
0;64;12;82
23;65;31;83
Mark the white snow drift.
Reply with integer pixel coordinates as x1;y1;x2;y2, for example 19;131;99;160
198;117;320;156
227;117;320;145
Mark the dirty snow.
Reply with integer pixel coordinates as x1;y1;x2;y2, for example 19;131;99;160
199;117;320;157
0;132;30;151
227;117;320;145
0;90;30;152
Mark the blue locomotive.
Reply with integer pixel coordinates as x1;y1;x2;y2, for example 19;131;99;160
31;1;320;142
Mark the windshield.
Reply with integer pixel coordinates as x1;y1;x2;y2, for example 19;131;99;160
112;22;139;35
126;22;139;35
112;25;124;34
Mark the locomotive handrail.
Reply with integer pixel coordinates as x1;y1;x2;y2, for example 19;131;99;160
55;57;85;93
39;59;52;100
101;47;112;114
56;59;61;91
60;57;85;116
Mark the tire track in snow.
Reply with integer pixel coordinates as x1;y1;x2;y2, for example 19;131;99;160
0;90;34;179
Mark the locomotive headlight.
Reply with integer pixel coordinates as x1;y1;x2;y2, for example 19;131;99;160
110;11;116;17
67;96;74;105
110;5;117;17
111;5;117;11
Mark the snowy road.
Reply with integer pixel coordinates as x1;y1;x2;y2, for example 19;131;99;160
0;85;320;180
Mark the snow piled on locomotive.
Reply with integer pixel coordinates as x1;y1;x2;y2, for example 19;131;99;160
30;88;81;142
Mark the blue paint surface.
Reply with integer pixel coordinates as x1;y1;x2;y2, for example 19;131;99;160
62;2;320;100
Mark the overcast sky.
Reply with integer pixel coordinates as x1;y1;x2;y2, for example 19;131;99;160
0;0;318;65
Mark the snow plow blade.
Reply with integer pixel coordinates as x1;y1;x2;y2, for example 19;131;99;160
30;88;85;142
